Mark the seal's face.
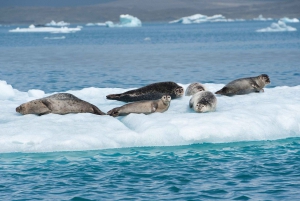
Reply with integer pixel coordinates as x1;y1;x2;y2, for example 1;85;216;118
196;86;205;92
175;87;184;97
194;103;212;113
260;74;270;84
161;95;171;104
16;101;49;115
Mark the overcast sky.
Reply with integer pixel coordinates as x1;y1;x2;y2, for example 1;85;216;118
0;0;117;7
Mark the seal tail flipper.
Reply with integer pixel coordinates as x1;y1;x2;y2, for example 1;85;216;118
106;94;121;100
91;105;106;115
107;107;121;117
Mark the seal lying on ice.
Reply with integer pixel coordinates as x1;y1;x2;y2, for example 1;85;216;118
106;81;183;102
215;74;270;96
16;93;106;115
107;95;171;117
189;91;217;113
185;82;206;96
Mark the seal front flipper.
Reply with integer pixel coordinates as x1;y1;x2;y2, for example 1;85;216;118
39;100;52;115
151;102;158;113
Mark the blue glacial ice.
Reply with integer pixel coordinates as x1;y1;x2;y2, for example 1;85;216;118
105;14;142;28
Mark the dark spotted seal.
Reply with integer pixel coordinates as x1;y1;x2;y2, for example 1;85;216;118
185;82;206;96
106;81;183;102
215;74;270;96
16;93;105;115
189;91;217;113
107;95;171;117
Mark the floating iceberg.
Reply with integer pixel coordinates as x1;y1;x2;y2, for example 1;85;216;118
105;14;142;27
9;24;82;33
86;22;106;26
169;14;236;24
256;21;297;32
0;80;300;153
253;15;273;21
279;17;299;23
46;20;70;26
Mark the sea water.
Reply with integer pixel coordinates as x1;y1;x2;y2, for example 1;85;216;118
0;21;300;200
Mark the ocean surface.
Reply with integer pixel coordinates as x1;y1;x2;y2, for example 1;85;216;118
0;21;300;200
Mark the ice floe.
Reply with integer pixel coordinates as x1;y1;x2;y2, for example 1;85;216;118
9;25;82;33
279;17;299;23
0;80;300;153
105;14;142;27
46;20;70;26
256;20;297;32
169;14;242;24
253;15;273;21
86;22;106;26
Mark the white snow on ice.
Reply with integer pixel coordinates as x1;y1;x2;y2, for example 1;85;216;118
46;20;70;26
256;20;297;32
253;15;273;21
105;14;142;27
0;80;299;153
9;25;82;33
279;17;299;23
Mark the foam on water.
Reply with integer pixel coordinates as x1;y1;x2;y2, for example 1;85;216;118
44;36;66;40
0;80;299;153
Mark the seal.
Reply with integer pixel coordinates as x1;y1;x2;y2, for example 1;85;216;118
16;93;106;115
189;91;217;113
107;95;171;117
185;82;206;96
215;74;270;96
106;81;183;102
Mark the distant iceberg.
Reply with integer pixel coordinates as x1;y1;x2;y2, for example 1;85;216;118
169;14;236;24
256;21;297;32
86;22;106;26
46;20;70;26
253;15;273;21
9;24;82;33
279;17;299;23
105;14;142;28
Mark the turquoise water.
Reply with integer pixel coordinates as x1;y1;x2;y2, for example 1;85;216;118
1;138;300;200
0;21;300;200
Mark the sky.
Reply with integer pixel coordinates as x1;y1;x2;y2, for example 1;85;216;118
0;0;117;7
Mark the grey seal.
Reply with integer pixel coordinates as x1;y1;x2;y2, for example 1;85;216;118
16;93;105;115
215;74;270;96
185;82;206;96
107;95;171;117
106;81;183;102
189;91;217;113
